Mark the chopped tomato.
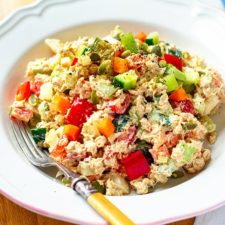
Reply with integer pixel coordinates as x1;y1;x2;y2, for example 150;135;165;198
122;151;150;180
51;144;67;158
115;48;124;57
150;145;170;162
10;107;33;122
16;81;31;101
31;80;43;96
171;99;195;114
165;134;182;148
108;94;131;114
71;57;78;66
116;126;137;144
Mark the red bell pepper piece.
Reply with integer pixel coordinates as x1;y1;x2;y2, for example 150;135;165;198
71;57;78;66
122;151;150;180
115;48;124;57
164;53;182;71
66;97;96;127
16;81;31;101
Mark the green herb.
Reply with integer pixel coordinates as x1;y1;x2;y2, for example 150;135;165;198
31;128;46;144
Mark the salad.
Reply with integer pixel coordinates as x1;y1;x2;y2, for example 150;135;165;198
10;26;225;195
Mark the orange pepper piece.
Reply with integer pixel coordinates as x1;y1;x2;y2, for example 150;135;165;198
64;124;80;141
98;117;115;138
113;56;129;74
169;88;188;101
51;94;71;114
135;32;147;42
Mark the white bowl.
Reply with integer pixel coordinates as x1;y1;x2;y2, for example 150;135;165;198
1;0;225;224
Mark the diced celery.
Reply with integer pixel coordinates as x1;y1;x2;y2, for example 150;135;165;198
95;82;117;99
39;82;53;101
75;45;88;57
200;116;216;133
167;64;186;81
145;32;159;45
113;70;138;90
97;60;112;75
164;73;178;92
183;67;200;85
193;93;205;114
90;91;99;104
120;33;138;53
183;144;197;163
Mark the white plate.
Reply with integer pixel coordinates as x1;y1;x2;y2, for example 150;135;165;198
1;0;225;224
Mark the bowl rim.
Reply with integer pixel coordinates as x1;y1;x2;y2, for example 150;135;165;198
1;0;225;224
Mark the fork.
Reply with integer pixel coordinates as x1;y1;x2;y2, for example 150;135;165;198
11;119;135;225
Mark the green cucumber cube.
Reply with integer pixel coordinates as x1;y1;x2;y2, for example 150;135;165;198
113;70;138;90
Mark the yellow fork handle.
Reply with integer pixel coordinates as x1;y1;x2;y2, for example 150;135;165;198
87;192;136;225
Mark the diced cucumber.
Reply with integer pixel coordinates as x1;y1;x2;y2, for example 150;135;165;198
168;48;182;58
183;67;200;85
164;73;178;92
145;32;159;46
120;33;138;53
113;115;129;132
135;140;153;164
113;70;138;90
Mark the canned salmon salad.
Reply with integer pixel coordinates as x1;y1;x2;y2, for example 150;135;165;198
10;26;225;195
